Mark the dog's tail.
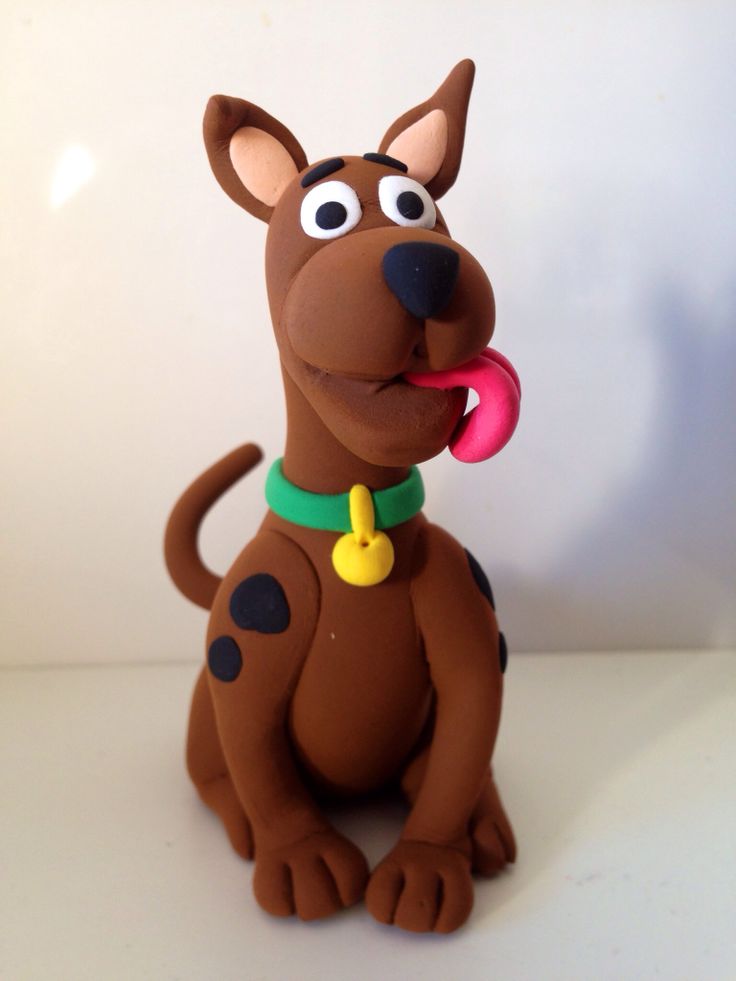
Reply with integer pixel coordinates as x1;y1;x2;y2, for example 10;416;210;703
164;443;263;610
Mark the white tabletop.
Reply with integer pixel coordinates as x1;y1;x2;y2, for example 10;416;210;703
2;650;734;980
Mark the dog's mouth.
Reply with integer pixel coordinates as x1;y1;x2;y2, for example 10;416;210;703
300;347;520;464
403;348;521;462
299;361;464;459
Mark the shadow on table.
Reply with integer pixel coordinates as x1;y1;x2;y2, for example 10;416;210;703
480;648;733;924
501;279;736;651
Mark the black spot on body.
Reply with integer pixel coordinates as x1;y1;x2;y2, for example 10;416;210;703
208;636;242;682
498;632;508;673
465;549;495;609
229;573;290;634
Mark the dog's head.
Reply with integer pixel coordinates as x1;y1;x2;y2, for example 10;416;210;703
204;61;501;467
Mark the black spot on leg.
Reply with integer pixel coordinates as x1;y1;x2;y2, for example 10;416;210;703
229;574;290;634
464;550;506;672
465;549;495;609
208;636;242;682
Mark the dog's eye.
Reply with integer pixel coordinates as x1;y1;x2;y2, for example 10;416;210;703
378;176;436;230
300;180;362;240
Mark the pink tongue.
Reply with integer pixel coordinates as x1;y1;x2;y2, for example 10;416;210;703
403;347;521;463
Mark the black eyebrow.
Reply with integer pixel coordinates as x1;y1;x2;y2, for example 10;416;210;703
362;152;408;173
301;158;345;188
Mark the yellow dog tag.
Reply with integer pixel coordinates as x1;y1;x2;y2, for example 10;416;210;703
332;484;394;586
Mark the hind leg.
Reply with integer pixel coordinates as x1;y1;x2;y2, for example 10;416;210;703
187;667;254;860
400;748;516;876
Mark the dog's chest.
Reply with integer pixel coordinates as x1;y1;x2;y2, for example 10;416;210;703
268;515;433;793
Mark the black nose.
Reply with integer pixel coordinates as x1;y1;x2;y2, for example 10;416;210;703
382;242;460;320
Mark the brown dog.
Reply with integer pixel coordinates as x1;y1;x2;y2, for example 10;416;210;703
165;59;518;934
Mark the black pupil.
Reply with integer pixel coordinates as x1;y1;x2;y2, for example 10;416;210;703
315;201;348;230
397;190;424;220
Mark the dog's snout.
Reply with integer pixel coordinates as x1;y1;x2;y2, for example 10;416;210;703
382;242;460;320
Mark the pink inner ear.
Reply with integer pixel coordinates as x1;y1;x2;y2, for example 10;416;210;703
229;126;299;207
386;109;448;187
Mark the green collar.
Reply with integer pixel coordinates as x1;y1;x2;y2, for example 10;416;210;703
265;458;424;532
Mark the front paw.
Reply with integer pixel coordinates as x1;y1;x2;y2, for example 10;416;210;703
253;830;369;921
366;840;474;933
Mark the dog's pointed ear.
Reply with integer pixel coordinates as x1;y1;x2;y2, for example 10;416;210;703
203;95;308;222
378;60;475;200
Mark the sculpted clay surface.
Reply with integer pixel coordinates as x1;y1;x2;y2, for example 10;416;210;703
165;59;521;933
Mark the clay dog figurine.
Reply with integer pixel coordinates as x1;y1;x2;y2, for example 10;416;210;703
165;59;521;934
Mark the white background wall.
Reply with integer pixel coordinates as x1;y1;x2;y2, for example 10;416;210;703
2;0;734;665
